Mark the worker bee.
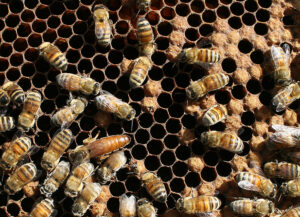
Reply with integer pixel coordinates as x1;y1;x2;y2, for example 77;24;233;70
280;206;300;217
279;178;300;197
129;56;152;88
51;97;88;127
29;198;55;217
141;172;167;203
186;73;229;100
272;82;300;112
64;162;94;198
137;17;155;56
235;172;277;198
202;104;228;127
17;90;42;132
264;161;300;180
95;91;136;121
2;81;25;106
39;42;68;71
0;88;9;106
4;162;37;194
97;151;127;184
93;4;112;47
56;73;100;95
229;198;275;216
137;198;157;217
40;161;70;197
176;196;221;214
0;136;31;171
0;116;15;132
266;125;300;150
137;0;151;10
72;182;102;216
201;131;244;153
41;129;72;172
119;194;136;217
69;133;131;165
270;45;292;87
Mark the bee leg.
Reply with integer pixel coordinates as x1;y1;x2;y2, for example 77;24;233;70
83;131;100;145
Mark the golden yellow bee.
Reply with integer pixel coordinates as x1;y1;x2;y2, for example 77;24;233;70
17;90;42;132
40;161;70;197
95;91;136;121
72;182;102;217
56;73;100;95
29;198;55;217
264;161;300;180
281;206;300;217
0;116;15;132
2;81;25;106
266;125;300;150
119;194;136;217
176;196;221;214
279;178;300;197
201;131;244;153
137;198;156;217
64;162;94;198
235;172;277;198
0;136;31;171
186;73;229;100
4;162;37;195
93;4;112;47
229;198;274;216
39;42;68;71
202;104;228;127
272;82;300;112
0;88;9;106
137;0;151;10
137;17;155;56
141;172;167;203
129;56;152;88
41;129;72;172
97;151;127;184
69;134;131;165
51;97;88;127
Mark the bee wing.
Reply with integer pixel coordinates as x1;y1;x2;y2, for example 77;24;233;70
95;21;105;39
270;46;289;69
269;131;299;147
237;180;261;192
271;124;300;134
195;62;212;70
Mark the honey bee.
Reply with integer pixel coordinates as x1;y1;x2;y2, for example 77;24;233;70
229;198;275;216
201;131;244;153
137;198;157;217
264;161;300;180
0;88;9;106
270;45;292;87
2;81;25;106
4;162;37;195
119;194;136;217
186;73;229;100
95;91;136;121
279;178;300;197
72;182;102;216
51;97;88;127
137;0;151;10
97;151;127;184
29;198;55;217
40;161;70;197
176;196;221;214
93;4;112;47
0;116;15;132
41;129;72;172
17;90;42;132
141;172;167;203
56;73;100;95
64;162;94;198
202;104;228;127
272;82;300;112
129;56;152;88
69;134;131;165
39;42;68;71
137;17;155;56
0;136;31;171
280;206;300;217
235;172;277;198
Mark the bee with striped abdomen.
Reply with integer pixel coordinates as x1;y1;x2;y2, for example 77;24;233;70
2;81;25;106
279;178;300;197
93;4;112;47
0;116;15;132
129;56;152;88
41;129;72;172
186;73;229;100
281;206;300;217
201;131;244;153
119;194;136;217
40;161;70;197
202;104;228;127
141;172;167;203
4;162;37;194
235;172;277;198
0;88;9;107
137;198;156;217
137;17;155;56
72;182;102;216
264;161;300;180
17;90;42;132
64;162;94;198
137;0;151;11
39;42;68;71
230;198;275;216
0;136;31;171
29;198;55;217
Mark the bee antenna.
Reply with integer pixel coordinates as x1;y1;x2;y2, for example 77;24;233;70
58;197;67;204
135;10;141;20
130;120;133;132
169;194;176;203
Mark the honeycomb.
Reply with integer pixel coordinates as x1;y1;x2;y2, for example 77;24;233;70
0;0;300;216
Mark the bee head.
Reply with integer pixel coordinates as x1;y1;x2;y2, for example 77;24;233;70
279;183;288;195
15;95;25;107
72;203;84;216
186;87;197;100
65;188;78;198
137;198;148;206
175;198;184;213
97;167;111;184
39;42;50;52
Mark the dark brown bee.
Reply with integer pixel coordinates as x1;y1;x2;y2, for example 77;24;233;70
141;172;167;203
264;161;300;180
2;81;25;106
176;196;221;214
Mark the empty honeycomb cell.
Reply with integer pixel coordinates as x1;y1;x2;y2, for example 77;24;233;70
182;114;196;129
93;54;108;69
73;21;87;34
157;93;172;108
222;58;237;73
14;38;28;52
67;49;80;63
117;168;129;181
9;0;24;13
204;151;219;166
55;94;68;108
238;126;253;141
191;0;205;13
21;10;35;23
0;193;8;207
6;68;20;81
210;122;226;131
50;1;65;15
21;62;35;77
175;73;189;88
110;182;126;196
117;75;130;91
168;104;184;118
154;108;169;123
241;111;255;125
0;4;8;17
217;6;231;19
185;171;201;187
81;45;95;58
10;191;23;201
47;16;61;29
158;21;173;37
230;2;244;16
188;14;202;27
0;59;9;71
163;62;178;77
151;0;164;10
115;21;129;35
258;0;271;8
10;53;23;67
17;23;31;37
147;140;164;155
36;5;50;19
3;28;17;42
254;23;268;35
0;43;12;57
246;78;261;94
232;85;247;99
156;37;169;50
41;99;55;114
202;10;217;23
161;7;176;20
125;176;142;192
185;28;200;41
44;83;58;99
245;0;258;12
172;161;188;177
132;144;148;160
176;3;190;16
259;91;272;105
6;14;20;28
124;46;139;59
220;0;232;4
215;90;231;104
33;20;47;33
176;145;191;160
216;161;232;177
135;129;150;144
28;33;42;47
146;11;160;26
238;39;253;54
145;155;161;170
139;113;153;128
112;37;125;50
242;13;256;26
58;25;72;38
80;116;95;131
34;131;49;147
24;0;38;9
61;11;76;26
123;119;139;133
256;9;270;22
261;75;274;90
199;24;213;36
170;178;185;192
107;123;123;135
239;142;250;156
129;88;145;101
165;0;178;6
250;49;264;64
0;19;4;31
108;50;123;64
201;167;217;182
161;150;176;165
43;29;58;42
36;58;51;73
228;16;242;29
283;15;294;25
37;115;51;131
104;65;119;80
151;124;166;139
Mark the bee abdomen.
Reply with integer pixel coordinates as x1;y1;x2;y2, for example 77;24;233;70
147;182;167;203
137;18;153;45
0;116;15;132
202;104;227;126
50;129;72;152
0;90;9;106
